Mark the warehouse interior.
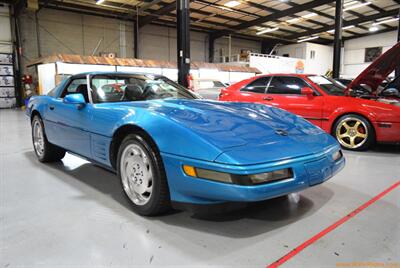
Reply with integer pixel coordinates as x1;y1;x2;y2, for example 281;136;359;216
1;0;400;267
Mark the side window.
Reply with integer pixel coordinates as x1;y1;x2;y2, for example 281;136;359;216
60;79;87;96
60;78;89;102
241;77;270;94
267;76;308;95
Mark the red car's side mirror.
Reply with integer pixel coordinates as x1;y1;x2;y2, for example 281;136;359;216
301;87;314;96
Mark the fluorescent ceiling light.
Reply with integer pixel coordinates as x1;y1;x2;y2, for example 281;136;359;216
343;25;355;30
344;1;359;7
256;27;279;35
96;0;106;4
372;17;399;26
302;13;317;19
327;25;355;34
286;18;301;24
297;36;319;43
344;2;371;11
224;1;241;8
369;26;379;32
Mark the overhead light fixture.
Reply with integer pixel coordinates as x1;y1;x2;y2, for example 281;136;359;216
297;36;319;43
372;17;399;26
369;26;379;32
286;18;301;24
96;0;106;4
344;1;359;6
344;2;371;11
343;25;355;30
301;13;318;19
256;27;280;35
224;1;241;8
327;25;355;34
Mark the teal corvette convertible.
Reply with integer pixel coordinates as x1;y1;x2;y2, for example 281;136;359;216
27;72;345;216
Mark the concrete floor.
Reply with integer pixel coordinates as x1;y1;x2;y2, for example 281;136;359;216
1;109;399;268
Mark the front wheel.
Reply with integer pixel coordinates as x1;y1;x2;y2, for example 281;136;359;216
333;114;375;151
31;115;66;162
117;133;170;216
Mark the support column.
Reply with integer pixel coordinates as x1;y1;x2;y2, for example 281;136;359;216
133;21;139;58
208;34;215;63
332;0;344;79
177;0;190;87
396;16;400;77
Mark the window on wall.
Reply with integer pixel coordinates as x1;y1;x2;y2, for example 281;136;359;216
310;50;316;59
267;76;308;95
241;77;271;93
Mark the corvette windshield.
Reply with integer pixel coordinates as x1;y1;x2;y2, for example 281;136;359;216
308;75;346;96
90;74;198;103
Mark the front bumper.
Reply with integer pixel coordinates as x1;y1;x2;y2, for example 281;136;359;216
161;146;345;205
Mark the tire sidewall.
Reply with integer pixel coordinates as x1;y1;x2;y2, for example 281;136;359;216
333;114;375;151
31;116;47;162
117;134;167;215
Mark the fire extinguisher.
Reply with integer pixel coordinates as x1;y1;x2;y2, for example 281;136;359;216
186;73;194;91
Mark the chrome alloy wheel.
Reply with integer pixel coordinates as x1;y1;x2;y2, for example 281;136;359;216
33;120;45;157
336;117;368;149
120;144;153;206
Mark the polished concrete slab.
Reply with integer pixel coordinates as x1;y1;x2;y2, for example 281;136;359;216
1;109;399;268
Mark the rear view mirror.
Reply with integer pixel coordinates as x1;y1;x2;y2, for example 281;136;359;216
63;93;86;109
301;87;314;96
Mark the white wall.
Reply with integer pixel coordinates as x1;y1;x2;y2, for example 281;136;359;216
19;8;262;75
138;24;208;62
275;42;333;75
305;43;333;75
342;31;398;78
275;43;306;59
0;4;12;53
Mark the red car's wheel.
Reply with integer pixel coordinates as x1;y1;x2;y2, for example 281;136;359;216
333;114;375;151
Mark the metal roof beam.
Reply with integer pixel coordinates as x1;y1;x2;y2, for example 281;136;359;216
286;8;399;40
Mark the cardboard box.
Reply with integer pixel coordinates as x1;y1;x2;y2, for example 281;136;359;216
0;76;14;87
0;54;12;65
0;65;13;75
0;87;15;97
0;97;16;108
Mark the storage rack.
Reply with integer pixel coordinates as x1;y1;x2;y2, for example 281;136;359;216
0;53;15;108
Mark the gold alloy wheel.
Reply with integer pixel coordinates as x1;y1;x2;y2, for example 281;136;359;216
336;117;368;149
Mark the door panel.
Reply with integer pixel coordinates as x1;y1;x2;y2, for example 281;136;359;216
45;98;93;157
264;76;324;127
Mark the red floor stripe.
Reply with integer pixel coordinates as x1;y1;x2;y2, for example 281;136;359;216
267;180;400;268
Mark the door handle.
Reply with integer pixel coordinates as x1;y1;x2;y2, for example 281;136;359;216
49;105;55;110
263;97;274;101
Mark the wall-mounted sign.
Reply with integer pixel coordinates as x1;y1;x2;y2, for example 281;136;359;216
365;47;382;63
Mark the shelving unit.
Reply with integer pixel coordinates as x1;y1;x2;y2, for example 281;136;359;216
0;53;15;108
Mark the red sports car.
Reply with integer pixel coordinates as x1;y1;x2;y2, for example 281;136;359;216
219;42;400;151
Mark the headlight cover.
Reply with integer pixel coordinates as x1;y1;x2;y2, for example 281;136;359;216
183;165;293;185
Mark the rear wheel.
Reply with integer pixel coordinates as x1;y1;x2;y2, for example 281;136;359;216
117;133;170;216
333;114;375;151
31;115;66;162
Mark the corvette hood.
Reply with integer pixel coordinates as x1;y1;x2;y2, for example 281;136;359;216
119;99;337;164
346;42;400;95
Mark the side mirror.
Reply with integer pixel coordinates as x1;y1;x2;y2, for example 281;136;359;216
64;93;86;109
301;87;314;96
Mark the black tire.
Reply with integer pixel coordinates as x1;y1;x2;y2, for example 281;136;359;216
31;115;66;162
117;133;170;216
333;114;375;151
